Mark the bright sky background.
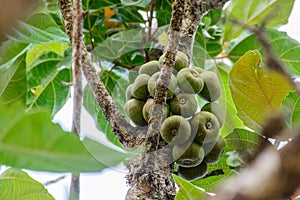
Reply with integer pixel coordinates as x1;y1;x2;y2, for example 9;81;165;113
2;1;300;200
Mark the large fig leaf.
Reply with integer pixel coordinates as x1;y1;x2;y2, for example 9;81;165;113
0;168;54;200
173;174;208;200
0;103;127;172
282;91;300;129
0;41;30;104
26;52;71;116
229;50;292;132
217;63;243;136
224;0;295;41
227;29;300;76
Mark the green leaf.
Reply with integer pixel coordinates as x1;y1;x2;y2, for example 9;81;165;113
282;91;300;129
115;6;145;23
121;0;151;7
83;0;121;10
0;41;30;105
224;0;295;41
26;42;69;66
192;28;206;68
225;128;261;151
229;50;292;132
173;174;208;200
217;63;243;136
227;29;300;76
7;21;68;44
93;28;145;62
83;138;128;167
155;0;172;26
1;55;27;105
26;52;71;116
0;168;54;200
0;103;107;172
192;156;236;193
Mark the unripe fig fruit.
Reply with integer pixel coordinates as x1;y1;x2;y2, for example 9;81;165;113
131;74;150;100
148;72;177;99
193;67;204;74
159;51;189;72
142;98;170;122
161;115;191;145
124;98;147;126
201;102;225;127
173;142;205;167
177;68;204;94
139;60;160;76
126;84;134;101
204;135;226;163
177;162;208;181
190;111;220;144
170;93;198;118
199;71;221;102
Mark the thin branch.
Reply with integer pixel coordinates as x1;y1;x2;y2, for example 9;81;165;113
44;175;66;186
70;0;83;199
58;0;144;148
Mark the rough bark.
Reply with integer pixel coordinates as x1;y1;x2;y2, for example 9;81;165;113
58;0;227;199
58;0;145;148
179;0;228;62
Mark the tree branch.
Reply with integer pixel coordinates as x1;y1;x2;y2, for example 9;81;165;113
179;0;228;63
58;0;144;148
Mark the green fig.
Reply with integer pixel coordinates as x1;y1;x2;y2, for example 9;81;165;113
190;111;220;144
201;102;225;127
177;162;208;181
148;72;177;99
139;60;160;76
159;51;189;72
160;115;191;145
177;68;204;94
131;74;150;100
142;98;170;122
192;67;204;74
199;71;221;102
204;135;226;163
173;142;205;167
170;93;198;118
125;98;147;126
126;84;134;101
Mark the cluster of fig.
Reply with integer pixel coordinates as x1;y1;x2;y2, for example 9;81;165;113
125;51;226;181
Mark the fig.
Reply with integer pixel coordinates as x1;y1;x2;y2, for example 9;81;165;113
142;98;170;122
177;68;204;94
199;71;221;102
190;111;220;144
124;98;147;126
204;135;226;163
170;93;198;118
139;60;160;76
126;84;134;101
131;74;150;100
148;72;177;99
173;142;205;167
193;67;204;74
159;51;189;72
201;102;225;126
177;162;208;181
160;115;191;145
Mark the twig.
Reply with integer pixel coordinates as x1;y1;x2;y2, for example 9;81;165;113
70;0;83;199
44;175;66;186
